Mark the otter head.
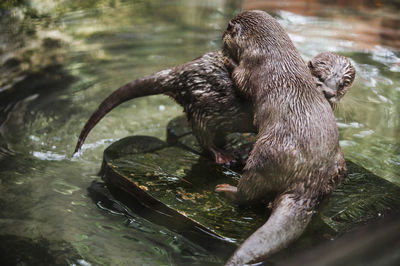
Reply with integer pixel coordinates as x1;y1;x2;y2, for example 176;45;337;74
222;10;291;65
308;52;356;110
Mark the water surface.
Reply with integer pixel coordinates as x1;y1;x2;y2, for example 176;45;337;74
0;0;399;264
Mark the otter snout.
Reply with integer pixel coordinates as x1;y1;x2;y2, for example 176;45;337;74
317;80;336;100
322;87;336;100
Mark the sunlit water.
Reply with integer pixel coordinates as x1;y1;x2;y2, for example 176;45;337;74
0;0;399;265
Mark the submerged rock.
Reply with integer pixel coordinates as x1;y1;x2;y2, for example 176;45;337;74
100;116;400;259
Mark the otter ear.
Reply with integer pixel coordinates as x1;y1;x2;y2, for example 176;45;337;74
308;60;314;69
227;21;241;37
227;21;235;32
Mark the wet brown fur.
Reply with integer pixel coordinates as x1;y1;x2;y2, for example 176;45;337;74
216;11;353;265
309;52;356;110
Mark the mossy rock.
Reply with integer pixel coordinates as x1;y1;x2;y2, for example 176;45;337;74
100;134;263;258
100;116;400;259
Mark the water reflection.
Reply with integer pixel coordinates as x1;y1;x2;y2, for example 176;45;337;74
243;0;400;49
0;0;399;265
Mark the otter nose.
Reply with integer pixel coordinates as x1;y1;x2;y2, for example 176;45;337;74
321;85;336;100
323;89;336;99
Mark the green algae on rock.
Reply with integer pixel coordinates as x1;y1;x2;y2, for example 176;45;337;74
100;116;400;259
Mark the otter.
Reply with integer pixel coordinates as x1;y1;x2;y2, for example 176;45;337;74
73;51;354;164
73;51;254;164
215;10;354;265
309;52;356;110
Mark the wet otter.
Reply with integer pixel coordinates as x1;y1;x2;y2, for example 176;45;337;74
73;51;254;163
216;10;354;265
73;51;353;164
309;52;356;110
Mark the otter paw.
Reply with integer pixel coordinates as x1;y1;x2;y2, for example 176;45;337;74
215;184;238;201
215;183;237;192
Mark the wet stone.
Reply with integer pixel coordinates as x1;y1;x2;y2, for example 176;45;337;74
101;116;400;255
319;160;400;232
101;136;266;245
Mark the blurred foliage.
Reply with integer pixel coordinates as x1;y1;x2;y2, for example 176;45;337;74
0;0;65;93
0;0;25;9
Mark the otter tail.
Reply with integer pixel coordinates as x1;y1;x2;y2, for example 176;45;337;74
226;193;315;265
73;69;172;155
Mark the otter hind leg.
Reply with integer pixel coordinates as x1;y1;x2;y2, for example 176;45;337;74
191;120;236;165
216;170;270;205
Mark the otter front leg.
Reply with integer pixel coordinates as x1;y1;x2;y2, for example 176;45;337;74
223;56;238;74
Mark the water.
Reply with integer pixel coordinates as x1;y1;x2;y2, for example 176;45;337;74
0;0;399;265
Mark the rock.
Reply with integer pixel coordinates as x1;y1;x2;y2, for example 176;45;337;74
100;116;400;260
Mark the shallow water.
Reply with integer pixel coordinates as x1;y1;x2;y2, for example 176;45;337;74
0;0;399;265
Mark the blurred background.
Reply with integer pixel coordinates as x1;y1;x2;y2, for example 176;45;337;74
0;0;399;265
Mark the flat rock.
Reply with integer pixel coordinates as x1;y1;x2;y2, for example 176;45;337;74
100;116;400;259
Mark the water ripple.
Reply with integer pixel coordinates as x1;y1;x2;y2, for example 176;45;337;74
32;151;66;161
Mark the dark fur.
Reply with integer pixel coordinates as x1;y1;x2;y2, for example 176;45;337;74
73;51;255;163
216;11;351;265
73;51;352;165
